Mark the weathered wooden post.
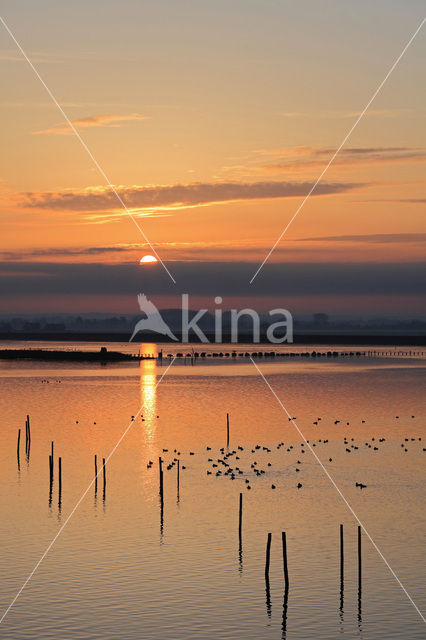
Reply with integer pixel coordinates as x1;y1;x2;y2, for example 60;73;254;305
102;457;106;499
17;429;21;468
159;456;164;497
177;458;180;500
340;524;344;614
265;532;272;618
226;413;230;448
48;455;53;506
25;415;31;458
94;455;98;494
358;525;362;621
358;525;362;589
282;531;289;590
159;457;164;535
58;457;62;508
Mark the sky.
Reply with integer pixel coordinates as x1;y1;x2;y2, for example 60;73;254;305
0;0;425;316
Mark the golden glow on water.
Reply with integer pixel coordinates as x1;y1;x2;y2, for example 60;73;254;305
139;343;157;358
139;357;157;442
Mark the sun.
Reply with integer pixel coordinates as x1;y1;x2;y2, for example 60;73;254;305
140;255;158;264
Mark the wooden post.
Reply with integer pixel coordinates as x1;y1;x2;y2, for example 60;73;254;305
226;413;230;448
27;415;31;450
159;456;164;496
177;458;180;499
102;458;106;493
17;428;21;458
265;532;272;580
51;441;54;474
58;457;62;506
159;457;164;535
357;525;362;622
282;531;289;590
94;455;98;494
265;532;272;618
238;492;243;573
48;455;53;506
358;525;362;588
339;524;344;616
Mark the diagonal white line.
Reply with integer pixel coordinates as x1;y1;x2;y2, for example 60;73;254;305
0;357;176;625
250;357;426;624
249;17;426;284
0;15;176;284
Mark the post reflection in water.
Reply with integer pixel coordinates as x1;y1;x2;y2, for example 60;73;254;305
339;523;344;626
238;535;243;574
281;589;289;639
265;577;272;620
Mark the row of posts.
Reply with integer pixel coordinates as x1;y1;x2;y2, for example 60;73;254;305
262;522;361;587
259;516;362;626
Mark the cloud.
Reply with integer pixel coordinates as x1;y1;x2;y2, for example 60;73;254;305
260;146;426;174
33;113;149;136
301;233;426;244
0;246;131;260
280;109;415;120
19;179;362;213
0;49;62;64
2;234;426;264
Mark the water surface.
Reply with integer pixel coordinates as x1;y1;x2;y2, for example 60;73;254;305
0;343;424;639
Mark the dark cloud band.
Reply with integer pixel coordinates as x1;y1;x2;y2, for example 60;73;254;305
0;261;424;297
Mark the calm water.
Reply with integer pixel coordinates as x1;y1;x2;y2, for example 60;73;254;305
0;342;424;639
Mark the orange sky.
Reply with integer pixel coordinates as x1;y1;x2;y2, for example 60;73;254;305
0;1;425;313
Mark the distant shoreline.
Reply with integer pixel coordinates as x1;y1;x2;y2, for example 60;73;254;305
0;348;148;362
0;332;425;346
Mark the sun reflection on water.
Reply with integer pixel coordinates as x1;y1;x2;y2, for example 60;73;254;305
139;344;158;444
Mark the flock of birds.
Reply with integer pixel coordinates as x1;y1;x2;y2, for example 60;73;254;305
139;414;424;493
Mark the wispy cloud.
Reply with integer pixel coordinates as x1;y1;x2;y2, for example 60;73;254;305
222;146;426;179
33;113;149;135
301;233;426;244
279;108;416;119
259;146;426;174
19;179;362;214
0;49;62;64
4;233;425;264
